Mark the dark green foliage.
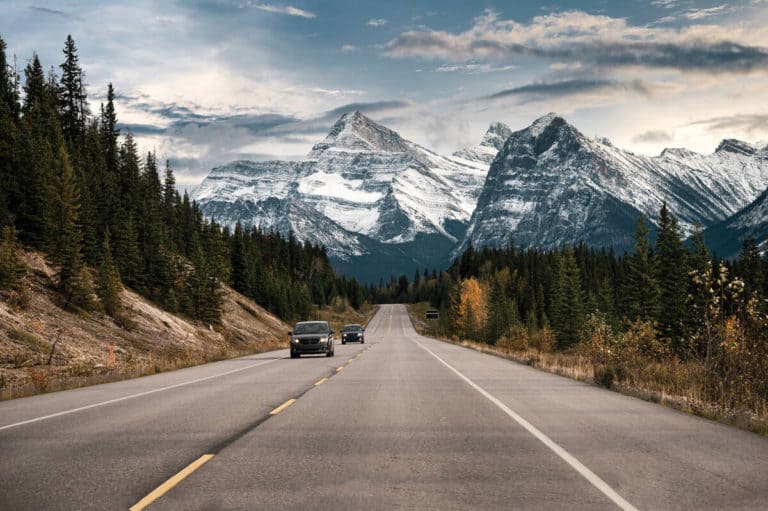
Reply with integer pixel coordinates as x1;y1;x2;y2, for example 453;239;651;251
621;216;659;322
655;203;689;355
97;229;122;317
59;35;88;147
47;145;95;310
0;37;365;324
736;237;764;301
383;204;767;363
0;226;25;290
550;248;584;349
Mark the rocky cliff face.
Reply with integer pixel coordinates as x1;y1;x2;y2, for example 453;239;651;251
460;113;768;254
194;111;768;279
193;111;489;280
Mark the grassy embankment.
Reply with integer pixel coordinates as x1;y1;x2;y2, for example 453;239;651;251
0;250;374;400
406;302;768;436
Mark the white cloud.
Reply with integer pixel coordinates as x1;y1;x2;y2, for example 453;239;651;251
383;9;768;73
434;63;517;73
683;4;729;20
340;44;358;53
251;2;316;18
367;18;388;27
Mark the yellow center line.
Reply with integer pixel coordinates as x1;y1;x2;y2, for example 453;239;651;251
269;398;296;415
347;358;354;363
336;366;344;372
129;454;214;511
314;377;327;386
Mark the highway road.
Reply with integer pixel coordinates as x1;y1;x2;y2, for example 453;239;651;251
2;304;768;510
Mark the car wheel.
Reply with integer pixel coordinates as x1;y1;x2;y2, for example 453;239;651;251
361;339;365;343
342;340;346;344
326;349;332;357
291;352;299;359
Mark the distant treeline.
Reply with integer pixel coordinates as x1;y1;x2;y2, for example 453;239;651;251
0;35;368;323
375;205;768;412
378;204;767;352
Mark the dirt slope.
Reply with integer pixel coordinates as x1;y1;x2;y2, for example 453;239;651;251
0;250;289;398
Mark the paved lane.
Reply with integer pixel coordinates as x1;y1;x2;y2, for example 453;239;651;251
148;305;768;510
0;315;380;510
3;305;768;510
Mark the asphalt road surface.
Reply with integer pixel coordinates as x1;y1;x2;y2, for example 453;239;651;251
2;304;768;510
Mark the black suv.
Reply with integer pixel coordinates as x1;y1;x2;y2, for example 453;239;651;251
340;324;365;344
289;321;335;358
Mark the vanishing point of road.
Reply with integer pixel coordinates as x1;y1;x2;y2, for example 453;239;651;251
2;305;768;510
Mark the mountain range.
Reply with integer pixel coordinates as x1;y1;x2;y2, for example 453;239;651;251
193;111;768;281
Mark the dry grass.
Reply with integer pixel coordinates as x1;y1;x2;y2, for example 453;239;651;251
303;298;377;333
406;303;768;436
0;249;293;400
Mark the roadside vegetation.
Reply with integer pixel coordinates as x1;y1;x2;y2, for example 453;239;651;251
398;205;768;435
0;35;375;399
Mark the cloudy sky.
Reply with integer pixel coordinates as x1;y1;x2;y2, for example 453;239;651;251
2;0;768;188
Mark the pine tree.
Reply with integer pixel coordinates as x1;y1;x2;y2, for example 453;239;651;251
655;203;689;354
0;225;25;290
47;145;94;310
101;83;119;174
550;248;584;349
22;54;46;115
736;238;764;309
687;226;711;356
59;35;87;147
0;36;20;227
621;216;659;322
97;228;122;317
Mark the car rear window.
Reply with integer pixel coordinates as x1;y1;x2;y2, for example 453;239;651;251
342;325;362;332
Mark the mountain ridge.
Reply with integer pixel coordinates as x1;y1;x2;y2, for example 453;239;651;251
193;111;768;280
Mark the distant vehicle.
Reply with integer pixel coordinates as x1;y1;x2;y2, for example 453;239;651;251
426;310;439;320
340;324;365;344
289;321;335;358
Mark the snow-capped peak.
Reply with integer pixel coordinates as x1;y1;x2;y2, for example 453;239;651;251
452;121;512;165
480;121;512;151
308;111;409;158
716;139;757;156
526;112;564;137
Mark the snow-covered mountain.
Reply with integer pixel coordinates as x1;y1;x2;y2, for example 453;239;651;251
195;111;768;279
193;111;489;280
704;180;768;258
460;113;768;254
452;121;511;165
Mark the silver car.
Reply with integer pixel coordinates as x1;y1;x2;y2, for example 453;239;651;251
289;321;335;358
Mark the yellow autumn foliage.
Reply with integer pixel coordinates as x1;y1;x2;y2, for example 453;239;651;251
451;277;488;340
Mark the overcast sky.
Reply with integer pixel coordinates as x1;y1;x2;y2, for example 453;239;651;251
2;0;768;187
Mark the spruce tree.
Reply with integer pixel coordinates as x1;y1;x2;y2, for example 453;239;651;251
550;248;584;349
101;83;119;175
737;237;763;297
0;225;25;291
0;36;20;227
621;216;659;322
59;35;87;147
97;228;123;317
655;203;689;354
47;145;94;310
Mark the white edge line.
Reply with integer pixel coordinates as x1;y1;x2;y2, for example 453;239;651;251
0;358;282;431
408;334;638;511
